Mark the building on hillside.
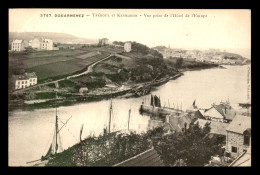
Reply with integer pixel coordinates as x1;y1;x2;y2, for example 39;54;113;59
28;40;32;46
11;40;28;51
99;38;109;46
31;37;54;50
124;42;131;52
41;39;53;50
31;37;43;50
14;72;37;90
225;115;251;159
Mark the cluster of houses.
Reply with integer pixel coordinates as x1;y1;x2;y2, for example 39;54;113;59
10;37;58;52
13;72;37;90
146;101;251;166
153;46;237;65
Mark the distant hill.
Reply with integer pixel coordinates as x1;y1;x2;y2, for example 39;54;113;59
9;32;98;44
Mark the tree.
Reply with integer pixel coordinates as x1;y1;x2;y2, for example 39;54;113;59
153;122;224;166
175;57;183;70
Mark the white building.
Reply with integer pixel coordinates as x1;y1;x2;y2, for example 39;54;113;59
14;72;37;90
41;39;53;50
31;37;54;50
11;40;28;51
124;42;131;52
99;38;109;46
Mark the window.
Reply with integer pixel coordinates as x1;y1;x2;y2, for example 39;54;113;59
18;81;20;84
244;135;250;145
231;146;237;153
33;79;35;82
30;79;32;82
22;81;24;84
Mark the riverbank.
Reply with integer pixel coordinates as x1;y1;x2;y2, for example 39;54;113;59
8;63;220;111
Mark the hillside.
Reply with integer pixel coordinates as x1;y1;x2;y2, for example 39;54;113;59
9;32;98;44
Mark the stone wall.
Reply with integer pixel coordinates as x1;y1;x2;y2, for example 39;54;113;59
226;131;250;158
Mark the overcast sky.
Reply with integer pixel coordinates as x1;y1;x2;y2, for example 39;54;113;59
9;9;251;58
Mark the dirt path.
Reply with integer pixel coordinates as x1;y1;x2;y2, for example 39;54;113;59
12;54;114;94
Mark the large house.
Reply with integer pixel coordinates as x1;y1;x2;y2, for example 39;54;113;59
99;38;109;46
11;40;28;51
14;72;37;90
202;103;236;123
225;115;251;159
31;37;54;50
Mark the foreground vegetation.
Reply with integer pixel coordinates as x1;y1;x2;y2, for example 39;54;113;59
46;121;225;166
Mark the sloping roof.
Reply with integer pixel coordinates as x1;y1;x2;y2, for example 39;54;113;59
12;74;28;81
113;148;164;167
225;109;236;120
213;104;226;118
226;115;251;134
12;40;23;44
195;119;229;136
42;39;52;43
26;72;37;78
168;115;192;132
13;72;37;81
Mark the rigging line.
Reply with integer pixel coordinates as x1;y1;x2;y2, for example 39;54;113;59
57;116;72;133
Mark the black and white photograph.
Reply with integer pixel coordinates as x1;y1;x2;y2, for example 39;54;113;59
8;9;251;167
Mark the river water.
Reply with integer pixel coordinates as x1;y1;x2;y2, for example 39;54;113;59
8;65;251;166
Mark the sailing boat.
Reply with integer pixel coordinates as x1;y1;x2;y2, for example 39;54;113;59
41;107;63;161
26;103;72;165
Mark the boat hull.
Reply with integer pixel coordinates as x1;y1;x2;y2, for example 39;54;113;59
140;104;182;116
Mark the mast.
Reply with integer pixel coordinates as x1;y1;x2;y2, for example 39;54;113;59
55;105;58;154
108;99;112;134
128;108;131;130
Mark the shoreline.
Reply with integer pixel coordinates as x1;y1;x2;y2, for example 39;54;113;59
8;64;220;111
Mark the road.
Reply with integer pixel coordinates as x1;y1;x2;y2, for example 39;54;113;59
12;54;114;94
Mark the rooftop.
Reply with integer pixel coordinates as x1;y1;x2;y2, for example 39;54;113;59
13;72;37;81
12;39;23;44
225;109;236;120
195;119;229;136
213;104;226;118
226;115;251;134
113;148;164;167
167;115;192;132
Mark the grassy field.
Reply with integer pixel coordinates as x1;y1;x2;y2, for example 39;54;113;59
101;55;136;69
26;59;87;80
9;47;119;81
94;63;119;74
